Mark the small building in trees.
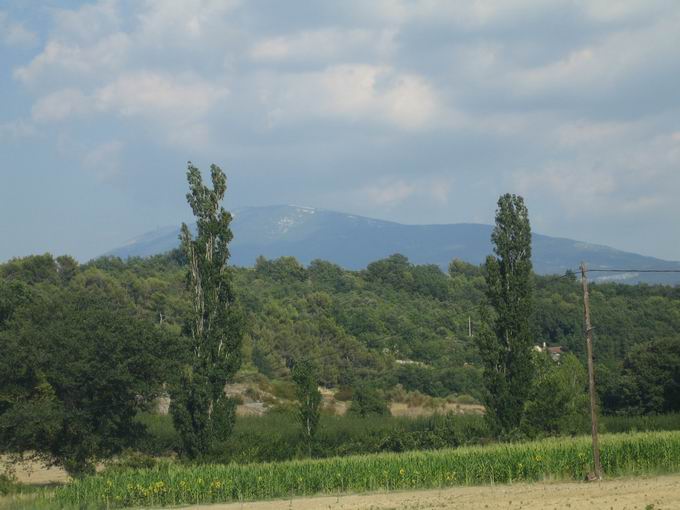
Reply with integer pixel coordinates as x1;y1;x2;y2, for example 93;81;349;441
534;342;566;362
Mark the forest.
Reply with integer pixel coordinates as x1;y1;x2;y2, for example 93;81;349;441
1;247;679;471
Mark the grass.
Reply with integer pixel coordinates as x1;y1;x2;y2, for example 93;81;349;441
26;430;680;509
602;413;680;433
136;412;489;462
136;411;680;464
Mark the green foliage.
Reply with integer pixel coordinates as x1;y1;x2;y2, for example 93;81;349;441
601;413;680;433
625;338;680;414
0;472;17;496
130;410;680;463
308;259;353;291
348;384;391;417
51;431;680;508
389;364;484;400
448;258;480;278
597;364;642;415
291;359;322;444
478;194;534;435
134;411;489;463
255;256;307;282
366;254;450;300
0;268;178;477
170;162;244;458
0;254;60;285
522;353;590;437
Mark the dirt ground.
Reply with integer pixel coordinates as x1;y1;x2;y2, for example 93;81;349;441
180;475;680;510
158;384;486;418
389;402;484;417
0;456;69;485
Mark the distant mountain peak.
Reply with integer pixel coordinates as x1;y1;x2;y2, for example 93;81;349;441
103;205;680;285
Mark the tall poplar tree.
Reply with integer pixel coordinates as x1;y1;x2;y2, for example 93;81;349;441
291;359;322;453
170;162;244;457
477;193;534;435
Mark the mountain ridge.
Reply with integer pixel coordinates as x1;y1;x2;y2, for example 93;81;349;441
103;205;680;285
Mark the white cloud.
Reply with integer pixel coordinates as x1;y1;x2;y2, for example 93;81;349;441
357;0;676;30
554;119;645;147
578;0;675;23
514;130;680;219
264;64;438;130
354;175;454;208
0;11;38;47
361;179;415;206
82;140;124;180
52;0;122;43
428;177;453;205
93;72;228;120
509;13;680;98
136;0;241;47
381;74;439;130
353;0;564;28
250;28;396;62
31;88;91;122
14;34;131;87
12;0;241;88
27;72;227;125
0;119;35;140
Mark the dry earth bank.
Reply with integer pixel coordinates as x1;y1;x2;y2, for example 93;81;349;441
180;474;680;510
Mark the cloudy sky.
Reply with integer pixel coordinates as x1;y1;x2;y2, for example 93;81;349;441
1;0;679;262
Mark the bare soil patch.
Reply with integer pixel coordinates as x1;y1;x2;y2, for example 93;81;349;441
389;402;484;417
0;456;69;485
180;474;680;510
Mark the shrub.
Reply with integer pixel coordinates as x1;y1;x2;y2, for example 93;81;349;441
334;387;353;401
348;385;390;417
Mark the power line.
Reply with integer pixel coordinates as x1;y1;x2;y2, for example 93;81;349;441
585;269;680;273
540;268;680;280
538;272;579;284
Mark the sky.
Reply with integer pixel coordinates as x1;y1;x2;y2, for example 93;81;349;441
1;0;679;262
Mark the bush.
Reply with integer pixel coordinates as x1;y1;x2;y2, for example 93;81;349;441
348;385;390;417
455;394;478;405
0;472;17;496
135;413;179;455
334;387;353;401
106;450;158;471
269;380;297;401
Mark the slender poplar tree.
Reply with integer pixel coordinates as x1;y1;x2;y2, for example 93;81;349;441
477;193;534;435
170;162;244;457
291;359;322;454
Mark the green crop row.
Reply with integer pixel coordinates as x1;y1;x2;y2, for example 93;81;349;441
43;431;680;508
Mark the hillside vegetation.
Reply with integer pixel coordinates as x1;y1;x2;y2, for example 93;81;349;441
2;251;678;419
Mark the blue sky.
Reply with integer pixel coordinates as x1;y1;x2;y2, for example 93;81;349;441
1;0;679;262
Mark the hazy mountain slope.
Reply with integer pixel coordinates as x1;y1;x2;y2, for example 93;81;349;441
104;205;680;284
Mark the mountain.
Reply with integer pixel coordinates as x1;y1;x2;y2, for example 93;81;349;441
103;205;680;285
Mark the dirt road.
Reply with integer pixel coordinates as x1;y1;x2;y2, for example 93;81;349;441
181;474;680;510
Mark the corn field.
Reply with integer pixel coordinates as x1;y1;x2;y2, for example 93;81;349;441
50;431;680;508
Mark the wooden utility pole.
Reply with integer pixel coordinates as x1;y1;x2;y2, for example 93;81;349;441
468;316;472;337
580;262;603;480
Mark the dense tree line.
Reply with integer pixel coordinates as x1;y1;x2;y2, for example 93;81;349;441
3;251;678;401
